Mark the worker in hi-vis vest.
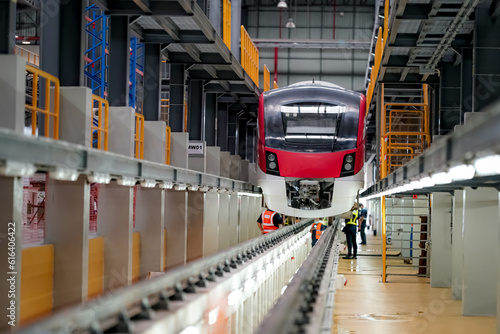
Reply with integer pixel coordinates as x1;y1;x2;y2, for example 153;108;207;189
310;218;327;247
343;204;359;259
257;207;283;234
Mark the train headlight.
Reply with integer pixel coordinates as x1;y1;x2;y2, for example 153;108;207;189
340;153;356;177
265;151;280;176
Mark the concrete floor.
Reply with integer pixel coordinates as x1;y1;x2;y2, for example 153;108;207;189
332;232;497;334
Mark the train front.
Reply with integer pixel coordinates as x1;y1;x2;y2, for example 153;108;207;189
257;81;366;218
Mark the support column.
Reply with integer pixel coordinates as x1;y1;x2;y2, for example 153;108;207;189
108;107;135;157
217;104;229;151
40;0;60;77
164;190;188;269
439;62;461;134
231;0;242;61
237;116;247;158
0;177;23;330
45;176;90;308
59;87;93;146
143;44;161;121
108;16;130;106
0;55;27;134
228;194;239;247
187;191;204;262
209;0;222;36
0;0;16;54
205;93;217;146
204;192;219;256
452;190;464;300
59;0;85;86
462;187;499;316
187;79;204;140
218;192;230;251
97;182;133;291
239;195;249;242
135;187;165;277
430;193;452;288
169;64;185;132
461;48;473;116
144;121;167;164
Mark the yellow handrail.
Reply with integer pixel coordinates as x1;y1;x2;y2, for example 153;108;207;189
263;65;270;92
273;80;279;89
16;46;39;67
25;64;60;139
223;0;232;50
165;125;171;165
91;95;109;151
184;100;188;132
240;25;259;86
135;113;144;159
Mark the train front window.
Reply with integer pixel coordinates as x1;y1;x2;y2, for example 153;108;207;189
281;103;343;147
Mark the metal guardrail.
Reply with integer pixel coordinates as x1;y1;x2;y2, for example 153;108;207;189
255;222;339;334
134;113;145;159
240;25;259;86
16;46;39;66
165;125;171;165
25;65;60;139
18;220;313;334
91;95;109;151
223;0;231;50
263;65;270;92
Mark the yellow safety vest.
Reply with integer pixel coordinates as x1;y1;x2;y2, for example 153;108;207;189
346;210;358;225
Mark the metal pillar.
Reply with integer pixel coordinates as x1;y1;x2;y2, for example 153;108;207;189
0;0;16;54
429;193;452;288
187;79;204;140
164;190;188;269
169;64;185;132
187;191;204;262
209;0;222;35
0;177;23;330
439;63;461;134
45;176;90;308
143;44;161;121
228;112;238;155
59;0;86;86
217;104;229;151
473;5;500;112
205;93;217;146
238;116;247;159
108;16;130;107
451;190;464;300
231;0;242;61
461;48;473;116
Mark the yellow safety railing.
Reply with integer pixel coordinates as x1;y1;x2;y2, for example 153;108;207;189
380;83;431;179
25;65;60;139
273;80;279;89
184;100;188;132
165;126;171;165
135;113;144;159
91;95;109;151
366;27;383;113
263;65;271;92
160;98;169;124
16;46;39;67
223;0;232;50
240;25;259;86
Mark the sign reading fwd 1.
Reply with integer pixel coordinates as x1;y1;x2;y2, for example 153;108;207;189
188;141;204;155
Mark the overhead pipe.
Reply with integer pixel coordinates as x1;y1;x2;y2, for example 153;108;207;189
274;8;283;84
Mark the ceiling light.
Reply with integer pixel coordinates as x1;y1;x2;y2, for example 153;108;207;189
431;171;452;185
448;164;475;181
175;184;187;191
286;18;295;28
277;0;287;8
117;176;136;187
419;176;435;188
140;179;157;188
159;181;173;189
188;185;199;191
473;155;500;176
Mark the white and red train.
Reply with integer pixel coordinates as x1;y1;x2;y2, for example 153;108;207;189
257;81;366;218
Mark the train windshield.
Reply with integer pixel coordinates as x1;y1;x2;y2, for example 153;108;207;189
263;86;360;153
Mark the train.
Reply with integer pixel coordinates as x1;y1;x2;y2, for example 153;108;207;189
257;80;366;218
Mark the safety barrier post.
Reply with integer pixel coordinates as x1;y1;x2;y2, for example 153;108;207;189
165;125;171;165
134;113;144;159
263;65;270;92
25;65;60;139
223;0;232;50
91;95;109;151
273;80;278;89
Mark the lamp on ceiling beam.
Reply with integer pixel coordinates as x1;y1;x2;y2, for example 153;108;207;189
286;17;295;28
277;0;287;8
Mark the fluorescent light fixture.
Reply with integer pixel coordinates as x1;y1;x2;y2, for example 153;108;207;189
22;41;31;45
208;307;219;325
277;0;287;8
49;168;79;181
228;289;243;306
188;185;199;191
448;164;475;181
174;183;187;191
117;176;136;187
419;176;435;188
257;270;266;282
403;183;414;191
286;18;295;28
199;186;210;192
473;155;500;176
159;181;173;189
266;263;274;274
88;173;111;184
410;180;422;189
140;179;157;188
244;279;255;293
431;171;452;185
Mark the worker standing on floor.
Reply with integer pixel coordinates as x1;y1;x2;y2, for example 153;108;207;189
257;207;283;234
310;218;327;247
343;204;359;259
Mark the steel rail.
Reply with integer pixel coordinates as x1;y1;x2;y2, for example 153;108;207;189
19;220;313;334
255;222;339;334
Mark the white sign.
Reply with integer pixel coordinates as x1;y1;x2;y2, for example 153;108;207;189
188;141;205;155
